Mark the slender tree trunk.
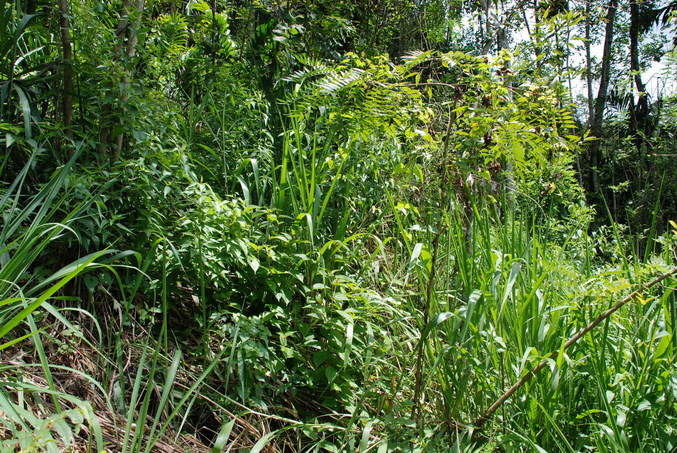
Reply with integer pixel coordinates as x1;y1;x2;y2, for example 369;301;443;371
584;0;594;125
480;0;492;53
97;0;145;160
629;0;648;152
629;0;658;232
57;0;73;152
588;0;617;193
533;0;543;72
114;0;145;159
579;0;595;187
98;0;132;158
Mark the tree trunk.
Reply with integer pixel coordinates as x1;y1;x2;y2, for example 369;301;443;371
584;0;594;125
579;0;595;187
97;0;145;160
533;0;543;71
629;0;649;152
98;0;132;158
587;0;617;193
57;0;73;153
114;0;145;160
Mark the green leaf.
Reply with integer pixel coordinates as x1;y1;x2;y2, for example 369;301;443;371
359;420;375;452
12;85;32;139
420;312;453;341
654;333;672;360
325;366;338;383
409;242;423;268
248;256;260;274
211;418;236;452
250;431;277;453
314;350;330;367
637;400;652;411
0;250;109;342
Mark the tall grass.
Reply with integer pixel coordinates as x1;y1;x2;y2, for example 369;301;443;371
380;186;677;450
0;148;107;451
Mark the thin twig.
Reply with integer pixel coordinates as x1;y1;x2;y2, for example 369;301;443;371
412;102;456;423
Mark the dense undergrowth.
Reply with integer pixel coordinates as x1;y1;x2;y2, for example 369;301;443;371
1;1;677;451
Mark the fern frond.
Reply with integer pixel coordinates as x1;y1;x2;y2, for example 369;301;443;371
151;13;189;55
315;68;364;95
282;57;331;86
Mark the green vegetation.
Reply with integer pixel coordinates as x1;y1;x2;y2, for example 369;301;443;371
1;0;676;451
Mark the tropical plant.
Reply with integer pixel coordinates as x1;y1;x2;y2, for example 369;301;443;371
0;148;110;451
